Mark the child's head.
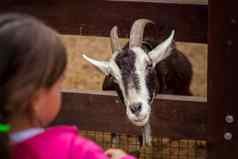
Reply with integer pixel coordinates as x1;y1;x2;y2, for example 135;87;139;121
0;13;67;158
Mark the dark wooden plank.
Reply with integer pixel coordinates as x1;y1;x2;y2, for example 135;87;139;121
53;90;207;140
208;0;238;158
0;0;208;43
107;0;208;5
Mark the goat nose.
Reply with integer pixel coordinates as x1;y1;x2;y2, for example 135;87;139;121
130;103;142;115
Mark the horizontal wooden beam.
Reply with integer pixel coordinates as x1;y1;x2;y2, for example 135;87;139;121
0;0;208;43
107;0;208;5
53;90;208;140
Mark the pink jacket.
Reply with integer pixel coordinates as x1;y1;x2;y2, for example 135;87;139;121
12;126;135;159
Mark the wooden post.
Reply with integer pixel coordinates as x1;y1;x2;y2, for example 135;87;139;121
208;0;238;158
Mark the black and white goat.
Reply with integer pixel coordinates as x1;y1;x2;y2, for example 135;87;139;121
83;19;192;145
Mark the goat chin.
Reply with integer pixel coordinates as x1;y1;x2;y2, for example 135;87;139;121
130;114;150;127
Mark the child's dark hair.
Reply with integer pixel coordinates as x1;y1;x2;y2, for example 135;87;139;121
0;13;67;158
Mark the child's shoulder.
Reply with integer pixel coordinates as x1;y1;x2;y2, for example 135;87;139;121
46;125;79;136
45;125;92;144
43;125;106;158
13;125;97;159
42;125;91;147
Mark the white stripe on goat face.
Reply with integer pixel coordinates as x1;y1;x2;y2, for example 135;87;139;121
130;47;150;105
113;47;151;126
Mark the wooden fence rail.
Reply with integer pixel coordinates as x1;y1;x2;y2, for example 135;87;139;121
107;0;208;5
1;0;208;43
53;90;208;140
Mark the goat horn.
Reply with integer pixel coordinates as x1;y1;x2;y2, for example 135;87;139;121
110;26;122;53
129;19;154;48
82;54;111;75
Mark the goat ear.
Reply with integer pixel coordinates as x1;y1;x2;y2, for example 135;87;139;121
82;54;111;75
148;30;175;66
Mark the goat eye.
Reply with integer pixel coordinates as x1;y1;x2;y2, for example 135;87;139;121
146;63;153;70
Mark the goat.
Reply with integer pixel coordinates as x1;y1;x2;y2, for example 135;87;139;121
83;19;192;145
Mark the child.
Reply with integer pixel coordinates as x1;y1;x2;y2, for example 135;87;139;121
0;13;135;159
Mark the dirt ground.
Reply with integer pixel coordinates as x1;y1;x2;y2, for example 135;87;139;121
61;35;207;97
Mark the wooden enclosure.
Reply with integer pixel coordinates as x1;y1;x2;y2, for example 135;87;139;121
1;0;237;158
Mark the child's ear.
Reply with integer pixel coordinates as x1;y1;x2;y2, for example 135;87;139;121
30;89;47;121
31;89;43;109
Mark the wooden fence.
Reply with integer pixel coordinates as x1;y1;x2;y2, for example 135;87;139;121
1;0;237;158
58;90;207;139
